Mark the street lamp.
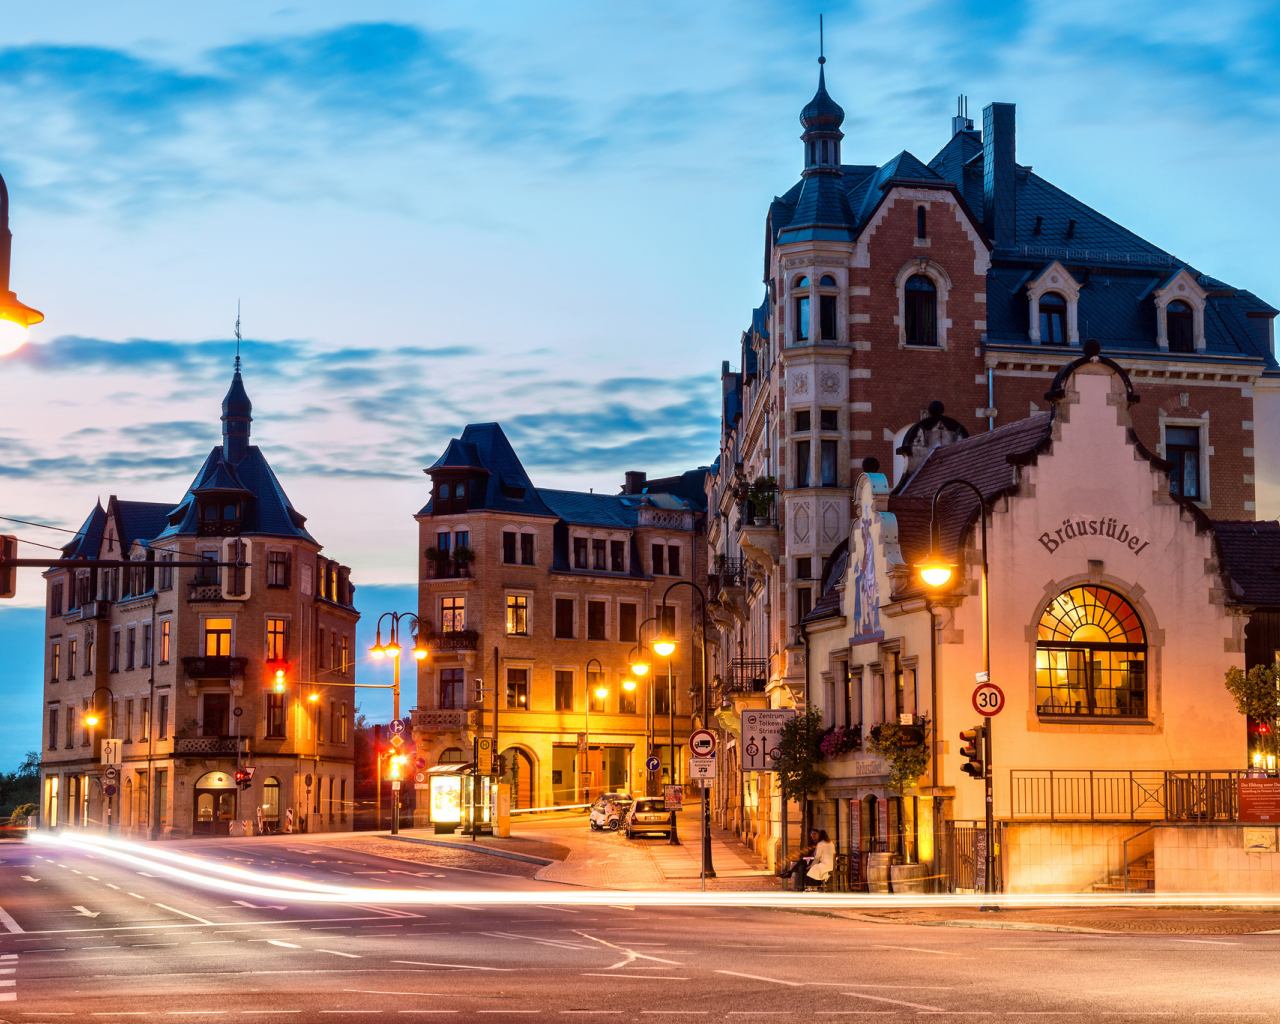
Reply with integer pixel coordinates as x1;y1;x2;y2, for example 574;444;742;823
583;658;608;803
0;171;44;356
82;686;114;831
916;476;995;898
370;611;425;832
658;579;716;881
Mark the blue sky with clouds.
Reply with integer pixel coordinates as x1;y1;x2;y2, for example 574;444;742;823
0;0;1277;767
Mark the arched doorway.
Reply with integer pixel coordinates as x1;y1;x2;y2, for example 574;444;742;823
500;747;534;809
193;770;237;835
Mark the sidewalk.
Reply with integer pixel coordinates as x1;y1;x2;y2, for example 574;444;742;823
512;807;775;891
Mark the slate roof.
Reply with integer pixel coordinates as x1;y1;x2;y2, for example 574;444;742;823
61;502;108;558
765;82;1277;364
115;501;177;550
888;412;1053;599
1213;520;1280;606
803;538;849;624
419;423;558;519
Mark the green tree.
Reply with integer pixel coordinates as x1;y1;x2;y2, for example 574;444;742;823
0;750;41;821
867;723;932;795
1225;663;1280;762
774;708;828;827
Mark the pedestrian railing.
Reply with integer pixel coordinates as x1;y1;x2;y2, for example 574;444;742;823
1009;769;1245;821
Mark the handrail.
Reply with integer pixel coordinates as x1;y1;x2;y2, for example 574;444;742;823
1123;824;1157;894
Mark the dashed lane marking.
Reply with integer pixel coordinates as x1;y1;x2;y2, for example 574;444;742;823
154;904;215;925
581;974;690;980
267;940;301;948
317;949;361;957
871;945;963;956
391;960;512;971
840;993;950;1012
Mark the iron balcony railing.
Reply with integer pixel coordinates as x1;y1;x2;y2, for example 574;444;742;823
708;559;750;593
1009;769;1245;822
425;630;480;652
187;582;225;602
722;658;769;694
412;708;472;730
174;735;249;756
182;656;248;680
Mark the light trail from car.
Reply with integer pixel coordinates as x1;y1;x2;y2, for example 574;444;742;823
26;831;1280;911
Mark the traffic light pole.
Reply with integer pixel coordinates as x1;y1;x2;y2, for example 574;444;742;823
976;498;995;901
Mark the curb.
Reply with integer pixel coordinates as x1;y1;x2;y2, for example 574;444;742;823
387;834;554;866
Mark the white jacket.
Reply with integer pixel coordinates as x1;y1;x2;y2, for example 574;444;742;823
808;840;835;881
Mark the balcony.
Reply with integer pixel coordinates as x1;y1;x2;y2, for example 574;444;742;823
174;735;249;756
182;656;248;680
723;657;769;694
707;559;749;597
425;559;473;580
412;708;472;731
425;629;479;653
187;581;224;602
73;600;111;620
738;506;778;571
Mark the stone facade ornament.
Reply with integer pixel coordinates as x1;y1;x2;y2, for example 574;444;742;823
819;370;842;395
792;372;810;397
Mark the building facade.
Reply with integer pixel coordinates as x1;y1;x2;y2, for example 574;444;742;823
704;66;1277;868
805;353;1272;892
411;423;707;812
38;364;360;838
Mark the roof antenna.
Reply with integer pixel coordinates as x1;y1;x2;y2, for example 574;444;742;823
819;14;825;65
234;300;242;373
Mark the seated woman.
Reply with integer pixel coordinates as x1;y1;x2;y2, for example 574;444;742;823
802;830;835;891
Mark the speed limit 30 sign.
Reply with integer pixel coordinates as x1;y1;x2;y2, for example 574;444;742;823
973;682;1005;716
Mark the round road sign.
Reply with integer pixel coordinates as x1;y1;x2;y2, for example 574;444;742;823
689;729;716;757
645;755;661;772
104;767;117;781
973;682;1005;717
415;771;426;784
389;719;405;735
104;784;117;797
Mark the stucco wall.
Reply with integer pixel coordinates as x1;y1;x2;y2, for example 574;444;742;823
1157;825;1280;893
1005;822;1152;893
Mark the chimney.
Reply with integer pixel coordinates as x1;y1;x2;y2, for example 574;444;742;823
625;471;647;494
982;102;1016;248
951;95;974;137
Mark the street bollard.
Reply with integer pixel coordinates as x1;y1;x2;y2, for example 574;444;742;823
668;809;680;845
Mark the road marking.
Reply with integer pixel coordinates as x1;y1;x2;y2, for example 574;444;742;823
90;1014;152;1016
133;943;179;947
715;970;803;987
20;875;40;882
841;992;950;1012
190;941;236;945
477;1013;538;1015
267;940;301;948
167;1013;228;1016
581;974;690;980
129;893;146;899
560;1013;623;1016
0;904;24;933
1175;939;1240;946
154;904;215;925
399;1013;459;1015
728;1014;795;1017
639;1013;707;1016
871;945;962;956
538;905;579;913
317;949;361;957
88;875;99;880
73;905;100;918
391;960;512;971
107;884;120;889
138;872;157;877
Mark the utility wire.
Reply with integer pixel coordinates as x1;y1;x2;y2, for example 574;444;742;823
0;514;85;535
11;534;68;552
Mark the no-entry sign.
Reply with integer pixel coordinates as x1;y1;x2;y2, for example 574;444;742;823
689;729;716;757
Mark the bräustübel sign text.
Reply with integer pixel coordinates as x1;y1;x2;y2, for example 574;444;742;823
1038;516;1151;556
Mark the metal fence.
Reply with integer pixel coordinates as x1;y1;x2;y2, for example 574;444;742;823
1009;770;1245;822
945;821;1005;893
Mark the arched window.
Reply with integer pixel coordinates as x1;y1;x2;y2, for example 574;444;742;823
917;205;926;239
819;275;836;287
1039;293;1068;345
795;277;809;288
1036;586;1147;718
439;484;450;500
904;275;937;346
1167;300;1194;353
223;504;238;520
261;776;280;829
438;747;464;764
203;505;218;521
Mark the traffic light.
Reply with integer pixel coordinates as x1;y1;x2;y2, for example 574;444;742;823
273;669;286;693
959;726;985;779
0;535;16;599
234;767;255;790
388;754;408;780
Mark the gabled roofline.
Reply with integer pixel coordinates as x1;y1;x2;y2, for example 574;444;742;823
862;178;993;252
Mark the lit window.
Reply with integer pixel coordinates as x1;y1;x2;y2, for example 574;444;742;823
441;597;465;632
1035;586;1146;718
507;595;529;636
506;668;529;709
266;618;287;661
159;620;170;664
204;618;232;657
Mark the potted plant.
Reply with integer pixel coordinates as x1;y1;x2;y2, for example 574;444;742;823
746;475;777;523
867;720;933;892
424;546;449;578
452;544;476;577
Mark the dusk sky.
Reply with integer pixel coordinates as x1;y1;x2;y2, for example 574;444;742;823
1;1;1277;767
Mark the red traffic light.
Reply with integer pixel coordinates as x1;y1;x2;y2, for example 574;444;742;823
959;727;984;779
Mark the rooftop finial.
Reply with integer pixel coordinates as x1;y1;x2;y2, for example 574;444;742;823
819;13;825;65
234;300;242;372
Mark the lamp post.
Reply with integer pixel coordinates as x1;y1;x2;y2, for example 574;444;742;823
0;170;44;357
915;477;995;897
583;658;605;803
370;611;428;833
81;686;114;830
658;580;716;880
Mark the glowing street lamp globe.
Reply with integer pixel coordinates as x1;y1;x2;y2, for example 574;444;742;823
622;678;637;692
630;658;650;677
83;712;100;728
653;636;676;657
370;643;386;660
916;552;955;589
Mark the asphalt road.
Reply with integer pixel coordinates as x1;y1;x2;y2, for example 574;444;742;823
2;834;1279;1021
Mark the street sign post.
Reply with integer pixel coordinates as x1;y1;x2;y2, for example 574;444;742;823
972;682;1005;717
389;719;405;735
690;756;716;784
689;729;716;758
100;739;122;767
645;755;661;772
104;767;117;782
104;784;117;797
477;736;493;775
741;709;794;771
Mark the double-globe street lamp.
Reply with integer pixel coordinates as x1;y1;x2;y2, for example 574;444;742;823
369;611;428;834
581;657;637;803
81;686;115;830
655;579;715;881
914;476;995;896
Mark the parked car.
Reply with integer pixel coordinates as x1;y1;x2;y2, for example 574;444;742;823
589;792;633;831
624;797;671;839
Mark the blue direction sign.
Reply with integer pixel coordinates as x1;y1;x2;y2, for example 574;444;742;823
645;755;661;772
389;719;405;735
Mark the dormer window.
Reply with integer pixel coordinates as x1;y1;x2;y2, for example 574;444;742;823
1167;301;1194;353
440;484;451;499
204;505;218;521
223;504;238;520
435;477;469;513
504;486;526;500
1039;293;1068;345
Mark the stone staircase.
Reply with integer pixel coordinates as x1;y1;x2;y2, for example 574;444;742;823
1091;853;1155;893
